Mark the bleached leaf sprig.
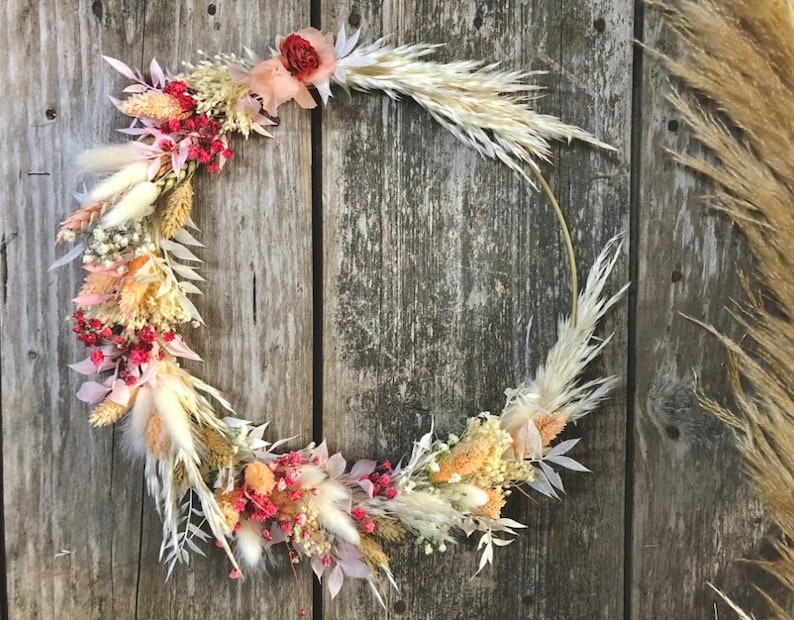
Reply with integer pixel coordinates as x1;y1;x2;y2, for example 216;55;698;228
53;22;624;604
335;31;615;181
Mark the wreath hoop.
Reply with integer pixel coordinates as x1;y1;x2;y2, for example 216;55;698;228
54;24;626;605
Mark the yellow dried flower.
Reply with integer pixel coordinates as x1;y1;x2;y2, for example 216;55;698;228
80;272;117;297
144;414;171;458
216;489;241;531
431;439;489;483
120;92;189;122
244;461;276;495
472;488;506;521
197;425;234;469
159;179;194;238
534;414;568;448
118;256;158;318
88;397;130;427
360;535;389;569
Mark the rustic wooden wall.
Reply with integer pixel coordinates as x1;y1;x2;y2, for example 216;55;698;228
0;1;785;619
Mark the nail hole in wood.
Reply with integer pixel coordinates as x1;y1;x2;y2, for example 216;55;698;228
671;269;682;283
668;119;679;132
46;108;57;120
208;3;216;15
593;17;606;33
666;425;680;440
91;0;103;21
394;600;407;614
348;10;361;27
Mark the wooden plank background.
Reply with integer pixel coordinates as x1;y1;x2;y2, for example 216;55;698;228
0;1;787;619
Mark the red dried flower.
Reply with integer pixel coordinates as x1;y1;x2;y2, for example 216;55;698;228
128;347;149;366
279;34;320;81
89;349;105;367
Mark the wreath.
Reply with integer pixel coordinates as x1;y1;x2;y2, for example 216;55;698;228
54;24;625;607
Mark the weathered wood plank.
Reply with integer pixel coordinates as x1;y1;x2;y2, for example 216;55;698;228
320;2;632;618
133;4;314;620
631;8;793;618
2;1;314;618
2;2;147;618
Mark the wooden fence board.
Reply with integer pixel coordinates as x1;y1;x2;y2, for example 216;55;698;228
319;1;632;618
2;1;313;619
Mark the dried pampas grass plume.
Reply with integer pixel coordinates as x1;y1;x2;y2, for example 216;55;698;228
658;0;794;616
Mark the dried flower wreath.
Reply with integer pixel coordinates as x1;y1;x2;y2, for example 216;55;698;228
54;24;625;604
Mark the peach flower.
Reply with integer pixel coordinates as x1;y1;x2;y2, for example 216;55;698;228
244;57;316;117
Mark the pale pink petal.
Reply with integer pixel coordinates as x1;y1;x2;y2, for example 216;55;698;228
246;58;302;117
72;293;114;306
76;381;111;403
292;83;317;110
165;336;202;361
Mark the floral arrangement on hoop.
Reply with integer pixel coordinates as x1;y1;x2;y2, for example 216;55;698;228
54;24;626;603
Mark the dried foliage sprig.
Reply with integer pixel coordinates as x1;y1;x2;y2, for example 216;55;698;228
54;24;624;604
658;1;794;616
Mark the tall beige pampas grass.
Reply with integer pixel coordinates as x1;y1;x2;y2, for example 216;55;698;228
659;1;794;616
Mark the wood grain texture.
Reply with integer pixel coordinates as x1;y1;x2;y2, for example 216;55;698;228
320;2;632;618
1;1;313;619
631;8;793;619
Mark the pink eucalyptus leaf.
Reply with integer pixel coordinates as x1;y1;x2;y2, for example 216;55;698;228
122;84;150;93
147;157;162;179
310;554;327;580
133;363;157;387
326;452;346;479
69;357;102;376
357;479;375;498
349;459;377;480
117;127;154;136
108;381;134;407
150;58;166;87
339;557;372;580
76;381;111;404
312;440;329;462
327;565;344;599
103;56;138;81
